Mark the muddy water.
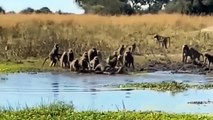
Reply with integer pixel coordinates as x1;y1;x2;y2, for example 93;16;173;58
0;71;213;114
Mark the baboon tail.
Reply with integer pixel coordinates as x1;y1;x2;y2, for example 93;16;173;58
42;57;49;67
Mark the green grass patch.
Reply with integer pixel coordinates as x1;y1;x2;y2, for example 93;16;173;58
0;102;212;120
0;59;63;73
117;81;213;93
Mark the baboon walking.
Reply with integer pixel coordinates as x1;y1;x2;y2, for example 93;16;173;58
182;44;204;63
42;43;61;67
154;34;170;49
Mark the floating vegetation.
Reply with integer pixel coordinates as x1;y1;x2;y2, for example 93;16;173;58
117;81;213;93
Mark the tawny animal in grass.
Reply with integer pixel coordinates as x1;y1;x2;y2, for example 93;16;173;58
42;43;61;67
154;34;170;49
204;53;213;72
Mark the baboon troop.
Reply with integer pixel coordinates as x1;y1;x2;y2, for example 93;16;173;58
154;34;170;49
43;43;136;74
42;34;213;74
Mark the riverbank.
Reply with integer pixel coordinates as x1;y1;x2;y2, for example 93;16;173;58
0;102;212;120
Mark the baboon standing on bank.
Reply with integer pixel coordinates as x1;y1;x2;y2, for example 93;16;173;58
68;49;74;63
204;53;213;72
60;51;69;68
42;43;61;67
124;47;134;69
154;34;170;49
182;45;190;63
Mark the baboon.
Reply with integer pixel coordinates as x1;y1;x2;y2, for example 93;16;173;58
182;45;204;63
90;56;100;70
60;51;69;68
97;50;102;62
79;56;90;71
129;43;136;53
154;34;170;49
117;54;123;66
42;43;61;67
189;48;204;62
204;53;213;71
124;49;134;69
68;49;74;63
117;45;125;55
94;63;104;72
106;51;118;68
88;48;98;62
182;45;190;63
82;52;89;62
70;59;80;72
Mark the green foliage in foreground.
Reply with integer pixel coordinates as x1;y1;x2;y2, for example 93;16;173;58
118;81;213;93
0;102;212;120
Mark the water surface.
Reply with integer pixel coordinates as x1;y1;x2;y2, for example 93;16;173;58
0;71;213;114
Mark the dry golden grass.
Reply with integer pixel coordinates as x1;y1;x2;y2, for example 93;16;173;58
0;14;213;27
0;13;213;63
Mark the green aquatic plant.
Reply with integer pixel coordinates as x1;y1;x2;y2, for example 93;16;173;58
118;81;213;93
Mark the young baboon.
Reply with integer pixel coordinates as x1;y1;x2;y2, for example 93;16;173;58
154;34;170;49
88;48;98;62
42;43;61;67
182;45;190;63
60;51;69;68
70;59;80;72
90;56;100;70
68;49;74;63
82;52;89;62
124;49;134;69
204;53;213;71
97;50;102;62
117;45;125;55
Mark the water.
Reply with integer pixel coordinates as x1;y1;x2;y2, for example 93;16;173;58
0;71;213;114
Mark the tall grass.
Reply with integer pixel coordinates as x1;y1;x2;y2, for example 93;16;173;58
0;14;213;60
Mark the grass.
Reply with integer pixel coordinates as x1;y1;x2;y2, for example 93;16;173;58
0;102;212;120
117;81;213;93
0;14;213;60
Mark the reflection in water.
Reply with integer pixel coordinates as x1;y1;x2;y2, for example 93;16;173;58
0;72;212;113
